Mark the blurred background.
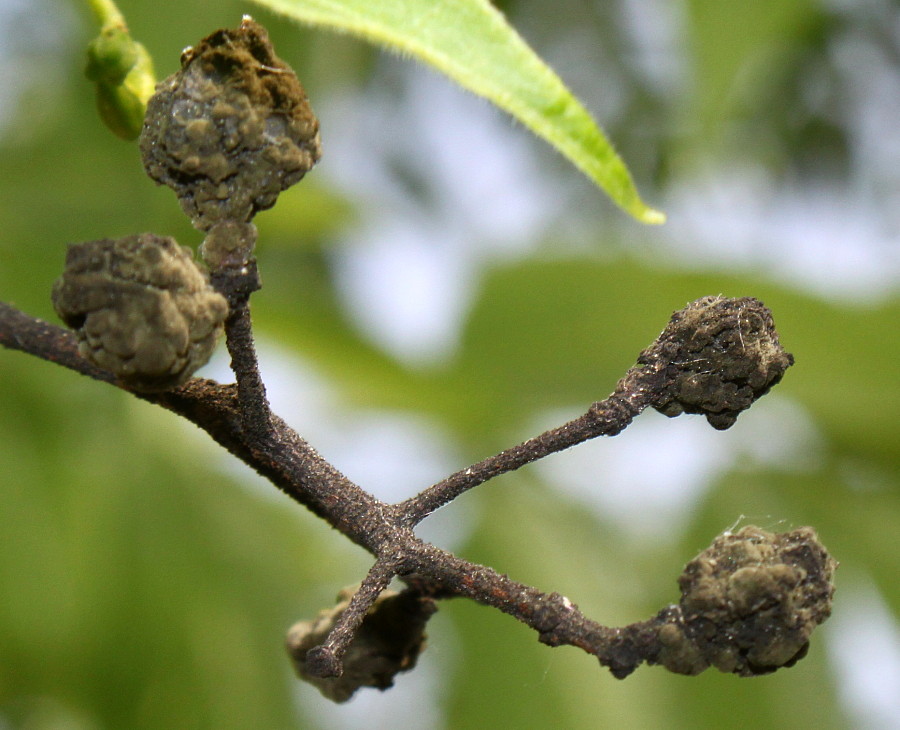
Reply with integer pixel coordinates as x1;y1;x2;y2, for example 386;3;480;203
1;0;898;727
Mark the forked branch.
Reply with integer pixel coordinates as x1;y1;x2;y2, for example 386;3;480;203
0;15;837;704
1;289;835;699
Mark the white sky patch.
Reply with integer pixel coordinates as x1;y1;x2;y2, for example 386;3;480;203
645;0;900;303
332;220;476;365
657;173;900;302
536;408;730;540
827;1;900;227
618;0;690;97
322;63;561;252
534;397;822;542
0;0;74;135
826;577;900;730
319;61;564;366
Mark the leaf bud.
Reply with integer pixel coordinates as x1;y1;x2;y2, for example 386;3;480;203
86;25;156;140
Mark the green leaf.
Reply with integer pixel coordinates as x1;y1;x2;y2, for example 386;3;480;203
249;0;665;224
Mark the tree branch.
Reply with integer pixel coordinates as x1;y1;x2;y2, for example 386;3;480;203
0;300;384;553
399;360;666;524
0;300;116;385
1;14;836;707
3;294;832;696
304;557;403;678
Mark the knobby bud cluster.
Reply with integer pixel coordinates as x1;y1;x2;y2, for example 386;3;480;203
55;16;320;391
51;234;227;392
656;526;836;677
645;295;794;430
286;588;435;703
140;16;321;231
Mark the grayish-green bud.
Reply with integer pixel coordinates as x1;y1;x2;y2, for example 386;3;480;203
656;526;836;677
139;17;321;230
200;221;258;270
51;233;228;392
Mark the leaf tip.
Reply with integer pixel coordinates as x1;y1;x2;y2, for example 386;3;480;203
639;207;667;225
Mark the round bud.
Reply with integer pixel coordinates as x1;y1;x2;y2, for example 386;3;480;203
642;296;794;429
139;16;321;230
51;233;228;392
657;526;836;677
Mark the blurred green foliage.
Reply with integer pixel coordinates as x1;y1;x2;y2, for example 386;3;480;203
1;0;897;728
250;0;665;223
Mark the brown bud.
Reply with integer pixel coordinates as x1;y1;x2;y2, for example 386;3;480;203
51;233;228;392
140;16;321;230
643;296;794;429
286;587;435;703
656;526;837;677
